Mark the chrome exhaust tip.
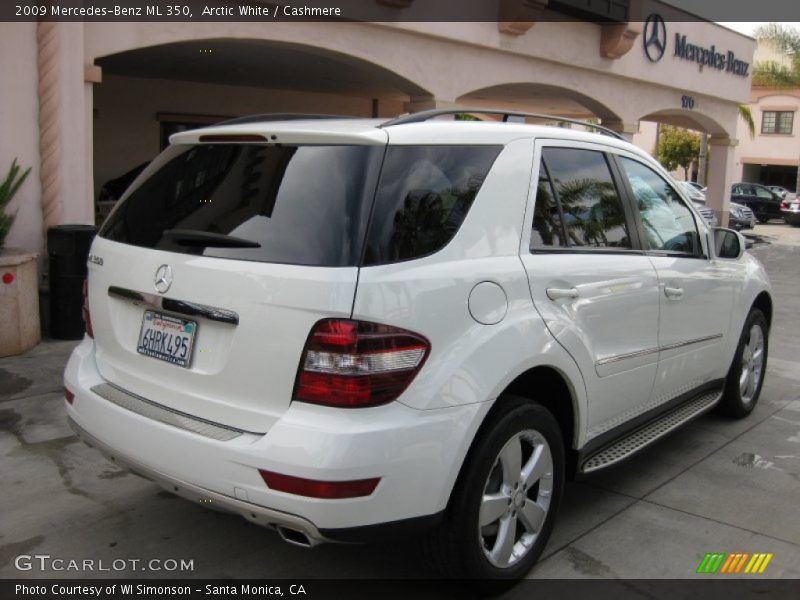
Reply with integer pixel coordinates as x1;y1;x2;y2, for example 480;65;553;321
276;525;318;548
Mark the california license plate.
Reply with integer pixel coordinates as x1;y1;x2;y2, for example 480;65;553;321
136;311;197;368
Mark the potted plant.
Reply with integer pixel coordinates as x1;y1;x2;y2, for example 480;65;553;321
0;158;41;357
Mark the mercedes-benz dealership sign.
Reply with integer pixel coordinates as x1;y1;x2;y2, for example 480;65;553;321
644;14;750;77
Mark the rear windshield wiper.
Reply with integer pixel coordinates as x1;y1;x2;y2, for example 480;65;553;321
163;229;261;249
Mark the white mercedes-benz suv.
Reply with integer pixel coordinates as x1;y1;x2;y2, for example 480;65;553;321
64;110;772;580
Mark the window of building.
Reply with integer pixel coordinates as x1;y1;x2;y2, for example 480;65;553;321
761;110;794;134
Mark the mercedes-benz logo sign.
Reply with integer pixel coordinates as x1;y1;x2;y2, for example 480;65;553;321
154;264;173;294
643;14;667;62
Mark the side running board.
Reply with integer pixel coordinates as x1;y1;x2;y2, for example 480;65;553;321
580;389;722;474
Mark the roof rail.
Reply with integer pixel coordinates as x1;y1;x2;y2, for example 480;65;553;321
213;113;356;127
378;108;624;140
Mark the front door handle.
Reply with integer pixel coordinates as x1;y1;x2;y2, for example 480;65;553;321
546;287;579;301
664;286;684;299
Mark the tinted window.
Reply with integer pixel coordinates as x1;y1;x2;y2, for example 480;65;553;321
754;185;774;199
363;145;501;265
619;157;700;255
542;148;631;249
100;144;383;267
531;159;568;249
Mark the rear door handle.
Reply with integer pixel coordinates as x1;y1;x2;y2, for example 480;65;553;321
546;287;579;301
664;286;684;299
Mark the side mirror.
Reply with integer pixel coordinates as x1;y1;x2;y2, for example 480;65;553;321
712;227;745;259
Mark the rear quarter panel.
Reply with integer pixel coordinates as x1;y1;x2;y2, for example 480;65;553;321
352;138;588;444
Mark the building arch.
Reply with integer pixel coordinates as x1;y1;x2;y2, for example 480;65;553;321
94;37;432;103
456;82;623;122
638;107;731;137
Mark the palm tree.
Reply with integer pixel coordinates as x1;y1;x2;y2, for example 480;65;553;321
738;105;756;139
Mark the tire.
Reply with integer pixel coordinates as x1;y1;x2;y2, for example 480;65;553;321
422;396;564;581
757;215;770;224
717;309;768;418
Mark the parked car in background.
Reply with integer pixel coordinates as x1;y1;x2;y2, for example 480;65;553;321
692;201;718;227
782;196;800;227
731;183;784;223
729;202;756;231
685;181;705;193
767;185;795;200
678;181;706;202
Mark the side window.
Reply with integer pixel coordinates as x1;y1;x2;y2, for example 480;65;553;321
619;157;700;256
363;145;502;265
531;158;568;249
754;186;773;199
541;148;632;249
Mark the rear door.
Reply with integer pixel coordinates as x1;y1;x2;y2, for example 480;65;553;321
521;141;661;442
90;139;385;432
614;154;735;405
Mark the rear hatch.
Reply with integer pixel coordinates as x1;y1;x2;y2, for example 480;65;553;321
89;123;386;432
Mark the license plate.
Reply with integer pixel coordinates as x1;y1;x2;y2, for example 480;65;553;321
136;311;197;368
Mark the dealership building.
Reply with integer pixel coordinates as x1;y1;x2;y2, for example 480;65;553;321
0;0;756;260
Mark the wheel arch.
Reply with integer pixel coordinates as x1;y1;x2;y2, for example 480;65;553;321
445;364;582;512
752;290;773;330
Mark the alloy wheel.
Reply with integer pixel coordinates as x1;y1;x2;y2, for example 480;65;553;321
479;430;553;568
739;323;765;406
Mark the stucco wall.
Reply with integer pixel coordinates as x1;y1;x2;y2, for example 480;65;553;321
0;22;42;254
83;19;753;133
735;91;800;170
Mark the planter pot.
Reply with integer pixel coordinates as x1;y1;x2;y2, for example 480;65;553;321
0;248;41;357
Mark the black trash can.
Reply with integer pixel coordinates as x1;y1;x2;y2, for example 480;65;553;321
48;224;98;340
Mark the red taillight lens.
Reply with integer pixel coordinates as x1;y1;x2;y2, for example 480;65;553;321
293;319;430;408
82;278;93;338
780;201;787;209
64;388;75;404
259;470;380;499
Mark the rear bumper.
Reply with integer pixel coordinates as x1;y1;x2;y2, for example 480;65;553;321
67;416;328;546
64;338;489;536
782;209;800;225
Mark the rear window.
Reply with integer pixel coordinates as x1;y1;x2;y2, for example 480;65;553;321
101;142;500;267
363;145;501;265
100;144;383;267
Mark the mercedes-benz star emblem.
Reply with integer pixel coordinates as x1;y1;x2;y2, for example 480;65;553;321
154;264;173;294
643;14;667;62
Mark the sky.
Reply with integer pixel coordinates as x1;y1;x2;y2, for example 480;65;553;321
717;22;800;37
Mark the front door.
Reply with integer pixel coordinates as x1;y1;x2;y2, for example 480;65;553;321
615;155;735;407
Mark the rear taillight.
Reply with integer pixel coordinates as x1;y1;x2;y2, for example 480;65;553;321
780;201;787;209
82;278;93;338
64;388;75;404
259;470;380;499
293;319;430;408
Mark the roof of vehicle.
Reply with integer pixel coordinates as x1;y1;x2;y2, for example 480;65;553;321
169;114;651;161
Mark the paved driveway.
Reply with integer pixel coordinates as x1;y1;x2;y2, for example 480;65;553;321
1;226;799;580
